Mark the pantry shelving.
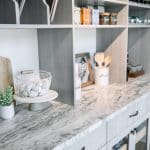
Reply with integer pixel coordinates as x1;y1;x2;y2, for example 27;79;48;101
74;25;127;28
0;24;73;29
0;0;150;105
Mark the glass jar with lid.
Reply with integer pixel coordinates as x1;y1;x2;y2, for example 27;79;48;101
110;13;117;25
100;12;110;25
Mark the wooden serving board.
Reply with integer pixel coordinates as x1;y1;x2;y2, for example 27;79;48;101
0;56;13;91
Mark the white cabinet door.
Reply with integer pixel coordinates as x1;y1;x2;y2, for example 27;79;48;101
108;119;149;150
134;120;149;150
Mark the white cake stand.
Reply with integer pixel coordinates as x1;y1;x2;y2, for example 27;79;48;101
14;90;58;111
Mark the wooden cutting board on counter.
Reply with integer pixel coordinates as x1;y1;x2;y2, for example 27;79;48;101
0;56;13;91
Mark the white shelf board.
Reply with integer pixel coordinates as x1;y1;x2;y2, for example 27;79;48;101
103;0;128;6
74;25;127;29
77;0;127;7
128;24;150;28
0;24;73;29
129;2;150;9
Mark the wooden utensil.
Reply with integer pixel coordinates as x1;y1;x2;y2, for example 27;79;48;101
0;56;14;91
104;56;112;67
95;53;104;67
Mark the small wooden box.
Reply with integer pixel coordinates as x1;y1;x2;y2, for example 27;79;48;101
81;8;91;25
128;70;144;78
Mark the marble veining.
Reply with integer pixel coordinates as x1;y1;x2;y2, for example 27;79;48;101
1;75;150;150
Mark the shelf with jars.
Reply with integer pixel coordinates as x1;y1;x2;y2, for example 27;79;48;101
74;0;128;26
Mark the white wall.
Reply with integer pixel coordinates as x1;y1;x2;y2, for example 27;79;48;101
0;29;39;77
74;28;96;57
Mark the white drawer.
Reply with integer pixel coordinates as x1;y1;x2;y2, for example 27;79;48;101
107;106;129;142
128;94;147;125
62;121;107;150
107;94;148;142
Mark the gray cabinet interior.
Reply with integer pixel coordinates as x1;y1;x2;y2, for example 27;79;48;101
96;28;127;83
128;28;150;74
20;0;48;24
129;6;150;18
0;0;16;24
38;29;74;105
52;0;72;24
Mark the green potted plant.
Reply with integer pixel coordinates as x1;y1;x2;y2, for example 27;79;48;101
0;86;15;119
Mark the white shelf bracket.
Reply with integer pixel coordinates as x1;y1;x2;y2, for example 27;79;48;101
42;0;51;24
12;0;20;24
20;0;26;17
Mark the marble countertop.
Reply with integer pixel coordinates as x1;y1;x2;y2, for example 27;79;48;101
1;75;150;150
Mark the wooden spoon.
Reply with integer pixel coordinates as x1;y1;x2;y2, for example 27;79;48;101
104;56;112;68
95;53;105;67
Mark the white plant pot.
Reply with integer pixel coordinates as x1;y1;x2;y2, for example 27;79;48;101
95;67;109;87
0;103;15;120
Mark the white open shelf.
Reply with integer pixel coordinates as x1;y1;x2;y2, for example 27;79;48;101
103;0;128;6
0;24;73;29
74;25;127;29
128;24;150;28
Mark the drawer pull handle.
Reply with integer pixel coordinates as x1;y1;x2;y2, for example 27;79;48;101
129;111;139;118
81;146;85;150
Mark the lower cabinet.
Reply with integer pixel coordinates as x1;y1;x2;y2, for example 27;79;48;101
108;119;149;150
60;94;150;150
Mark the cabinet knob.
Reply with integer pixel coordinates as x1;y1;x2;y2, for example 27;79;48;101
131;128;137;135
81;146;85;150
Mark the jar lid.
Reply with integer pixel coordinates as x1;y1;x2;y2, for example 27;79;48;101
100;12;110;16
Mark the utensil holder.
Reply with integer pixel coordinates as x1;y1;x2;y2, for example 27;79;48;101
95;67;109;87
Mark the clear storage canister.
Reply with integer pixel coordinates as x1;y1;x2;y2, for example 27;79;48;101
15;70;52;98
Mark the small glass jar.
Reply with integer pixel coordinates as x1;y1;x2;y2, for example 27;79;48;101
100;12;110;25
110;13;117;25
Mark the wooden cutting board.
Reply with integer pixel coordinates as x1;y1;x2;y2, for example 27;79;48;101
0;56;13;91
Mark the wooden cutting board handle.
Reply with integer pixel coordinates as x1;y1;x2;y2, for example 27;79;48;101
0;56;14;91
